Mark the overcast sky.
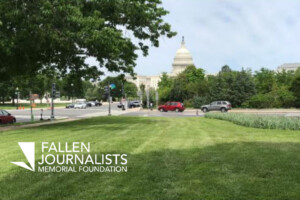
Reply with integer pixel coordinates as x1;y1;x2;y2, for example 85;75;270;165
89;0;300;76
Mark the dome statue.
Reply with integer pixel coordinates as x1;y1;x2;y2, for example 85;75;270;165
171;36;194;76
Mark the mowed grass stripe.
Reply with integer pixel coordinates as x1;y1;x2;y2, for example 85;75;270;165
1;116;300;200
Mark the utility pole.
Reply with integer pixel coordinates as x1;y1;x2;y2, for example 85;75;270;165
121;82;126;110
108;83;111;116
104;84;111;116
155;90;159;109
51;83;56;119
16;87;19;110
146;88;150;109
71;83;74;104
30;91;34;122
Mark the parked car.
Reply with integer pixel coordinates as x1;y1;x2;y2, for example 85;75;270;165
117;102;123;108
0;110;16;124
66;104;74;109
74;102;87;109
95;101;102;106
201;101;232;112
85;102;92;107
129;101;141;108
158;101;185;112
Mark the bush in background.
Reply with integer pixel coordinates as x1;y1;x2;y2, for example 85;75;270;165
193;96;209;108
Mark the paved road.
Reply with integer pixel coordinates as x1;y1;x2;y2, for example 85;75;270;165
7;106;300;123
8;104;126;123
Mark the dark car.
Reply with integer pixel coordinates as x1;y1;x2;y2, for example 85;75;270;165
95;101;102;106
0;110;16;124
201;101;232;112
158;101;185;112
117;102;123;108
66;104;75;109
85;102;92;107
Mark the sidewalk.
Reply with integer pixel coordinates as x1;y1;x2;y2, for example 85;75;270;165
0;107;140;132
0;118;78;132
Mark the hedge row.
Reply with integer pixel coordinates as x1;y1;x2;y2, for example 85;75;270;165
205;113;300;130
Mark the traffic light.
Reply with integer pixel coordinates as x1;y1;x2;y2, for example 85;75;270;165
52;83;56;97
103;86;110;99
104;86;109;95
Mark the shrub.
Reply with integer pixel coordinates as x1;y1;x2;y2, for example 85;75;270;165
205;113;300;130
193;96;209;108
246;93;274;108
183;99;193;108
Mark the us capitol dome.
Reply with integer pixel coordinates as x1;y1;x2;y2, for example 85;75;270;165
171;36;194;76
126;36;195;90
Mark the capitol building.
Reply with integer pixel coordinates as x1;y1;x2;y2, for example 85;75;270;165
126;37;194;90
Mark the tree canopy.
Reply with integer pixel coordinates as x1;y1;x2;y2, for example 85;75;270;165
0;0;176;80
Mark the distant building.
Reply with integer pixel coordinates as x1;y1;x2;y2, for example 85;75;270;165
171;37;194;76
277;63;300;72
126;37;194;90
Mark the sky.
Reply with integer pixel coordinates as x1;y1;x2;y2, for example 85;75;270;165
89;0;300;76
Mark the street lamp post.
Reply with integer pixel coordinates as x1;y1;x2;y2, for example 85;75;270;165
16;87;19;110
71;83;74;104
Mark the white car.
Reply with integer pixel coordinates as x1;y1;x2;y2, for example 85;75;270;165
74;103;87;109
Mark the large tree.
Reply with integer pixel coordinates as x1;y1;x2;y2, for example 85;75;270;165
290;69;300;107
0;0;176;80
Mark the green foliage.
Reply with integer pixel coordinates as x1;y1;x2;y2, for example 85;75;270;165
209;67;256;107
99;76;137;100
290;69;300;107
158;73;173;102
254;68;275;94
124;82;138;98
246;86;295;108
169;65;207;102
193;96;209;108
157;65;300;109
0;0;176;80
246;93;274;108
205;113;300;130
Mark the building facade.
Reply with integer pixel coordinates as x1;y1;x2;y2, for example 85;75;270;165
277;63;300;72
126;37;194;90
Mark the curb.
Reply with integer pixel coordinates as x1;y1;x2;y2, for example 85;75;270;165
0;118;79;132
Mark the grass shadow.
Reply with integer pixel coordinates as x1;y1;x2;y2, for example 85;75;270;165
25;116;168;132
2;142;300;200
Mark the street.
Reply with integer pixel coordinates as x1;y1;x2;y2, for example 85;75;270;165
7;106;300;124
8;104;124;123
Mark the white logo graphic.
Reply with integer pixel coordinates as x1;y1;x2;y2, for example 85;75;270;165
11;142;35;171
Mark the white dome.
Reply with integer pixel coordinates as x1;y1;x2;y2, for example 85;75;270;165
172;37;194;76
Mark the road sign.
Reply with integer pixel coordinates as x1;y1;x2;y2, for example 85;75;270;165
110;83;116;89
55;91;60;98
30;94;39;100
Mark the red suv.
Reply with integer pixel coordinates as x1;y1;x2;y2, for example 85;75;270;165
0;110;16;124
158;102;185;112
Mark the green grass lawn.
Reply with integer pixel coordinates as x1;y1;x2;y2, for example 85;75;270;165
1;117;300;200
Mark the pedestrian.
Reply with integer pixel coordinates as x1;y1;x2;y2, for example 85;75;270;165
150;102;153;111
